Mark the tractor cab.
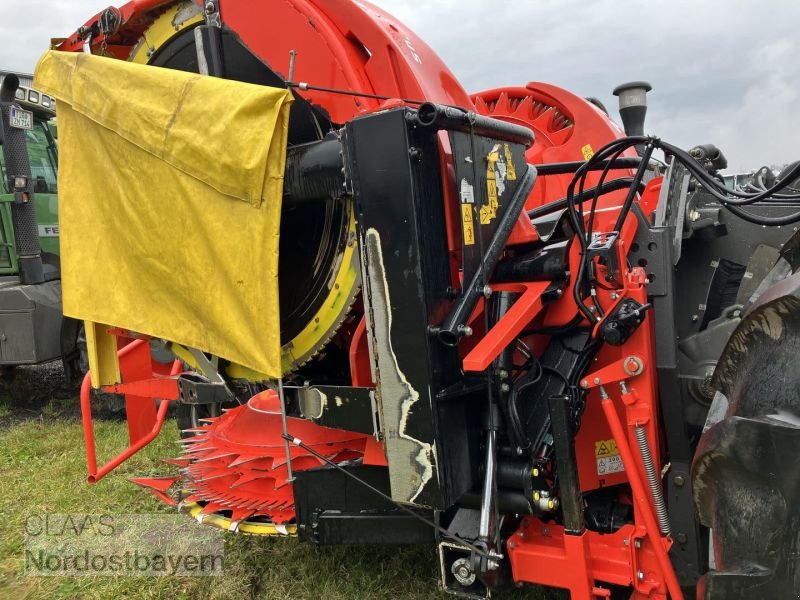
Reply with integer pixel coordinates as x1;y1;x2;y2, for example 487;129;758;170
0;77;59;272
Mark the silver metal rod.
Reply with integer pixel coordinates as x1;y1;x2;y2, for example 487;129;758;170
277;378;294;482
288;50;297;82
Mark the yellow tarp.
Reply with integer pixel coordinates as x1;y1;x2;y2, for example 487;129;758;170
34;51;293;378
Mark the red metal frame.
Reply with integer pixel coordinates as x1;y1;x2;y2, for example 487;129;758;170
81;336;182;483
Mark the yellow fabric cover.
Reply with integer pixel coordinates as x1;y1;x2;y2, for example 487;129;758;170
34;51;293;378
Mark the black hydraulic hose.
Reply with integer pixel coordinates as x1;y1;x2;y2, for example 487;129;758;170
659;140;800;204
527;177;643;219
587;145;630;242
565;138;644;323
724;203;800;226
613;141;655;232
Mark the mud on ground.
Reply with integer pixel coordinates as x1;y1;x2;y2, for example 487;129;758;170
0;362;125;428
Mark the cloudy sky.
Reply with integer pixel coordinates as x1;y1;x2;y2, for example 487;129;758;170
3;0;798;171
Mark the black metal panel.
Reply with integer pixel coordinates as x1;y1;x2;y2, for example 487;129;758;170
448;131;530;286
631;206;706;587
293;466;433;545
344;108;468;508
285;385;377;435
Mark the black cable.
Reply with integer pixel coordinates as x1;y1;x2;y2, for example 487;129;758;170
586;145;630;242
659;140;800;204
613;141;655;233
287;81;425;105
526;178;642;219
564;138;645;324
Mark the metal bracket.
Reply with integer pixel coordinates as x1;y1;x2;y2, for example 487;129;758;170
580;355;645;389
203;0;222;27
177;373;231;405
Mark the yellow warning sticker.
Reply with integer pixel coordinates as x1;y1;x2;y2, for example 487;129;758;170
595;439;617;457
503;143;517;181
595;439;624;475
462;204;475;246
483;147;500;225
581;144;594;160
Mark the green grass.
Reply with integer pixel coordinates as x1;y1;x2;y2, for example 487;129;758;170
0;415;554;600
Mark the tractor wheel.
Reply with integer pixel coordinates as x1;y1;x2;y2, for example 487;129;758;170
692;294;800;599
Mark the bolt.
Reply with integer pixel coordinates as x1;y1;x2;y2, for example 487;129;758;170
634;539;642;549
610;292;619;300
623;538;630;546
500;383;511;393
482;285;493;298
593;377;600;384
674;475;685;487
677;532;688;544
637;570;645;581
204;1;215;14
692;314;699;322
580;380;589;389
688;209;700;222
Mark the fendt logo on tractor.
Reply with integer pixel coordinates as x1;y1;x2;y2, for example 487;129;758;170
3;0;798;598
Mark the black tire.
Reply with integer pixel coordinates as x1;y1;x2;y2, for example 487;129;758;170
693;295;800;599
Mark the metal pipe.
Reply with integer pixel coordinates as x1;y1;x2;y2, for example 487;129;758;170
535;157;641;176
415;102;535;148
634;425;672;536
81;340;183;483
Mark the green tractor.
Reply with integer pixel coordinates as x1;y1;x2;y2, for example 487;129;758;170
0;71;82;385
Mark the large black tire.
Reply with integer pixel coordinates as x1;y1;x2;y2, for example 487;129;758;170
693;295;800;599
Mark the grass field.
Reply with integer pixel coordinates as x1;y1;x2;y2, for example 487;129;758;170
0;366;554;600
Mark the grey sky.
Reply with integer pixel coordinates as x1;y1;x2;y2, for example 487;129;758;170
2;0;797;171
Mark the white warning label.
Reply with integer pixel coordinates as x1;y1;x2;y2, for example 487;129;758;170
595;439;624;475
